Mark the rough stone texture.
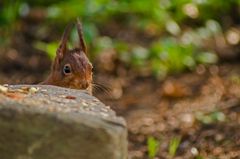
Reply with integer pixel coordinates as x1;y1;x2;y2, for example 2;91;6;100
0;85;127;159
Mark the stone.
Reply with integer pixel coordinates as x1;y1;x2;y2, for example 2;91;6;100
0;85;127;159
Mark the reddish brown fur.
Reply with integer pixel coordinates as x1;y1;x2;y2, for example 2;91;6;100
40;19;93;94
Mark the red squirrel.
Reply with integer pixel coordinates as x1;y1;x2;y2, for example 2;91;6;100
40;19;93;94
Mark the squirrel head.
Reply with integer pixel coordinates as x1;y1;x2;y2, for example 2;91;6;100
47;19;93;93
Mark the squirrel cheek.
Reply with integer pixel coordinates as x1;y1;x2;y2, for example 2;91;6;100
71;80;84;89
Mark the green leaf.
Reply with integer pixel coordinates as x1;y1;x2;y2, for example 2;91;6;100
197;52;218;64
169;136;181;157
34;41;58;60
147;136;160;159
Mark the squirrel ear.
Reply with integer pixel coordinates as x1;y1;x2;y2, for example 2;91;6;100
56;22;74;59
76;18;87;54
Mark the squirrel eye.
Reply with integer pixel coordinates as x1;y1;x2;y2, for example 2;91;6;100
63;64;72;75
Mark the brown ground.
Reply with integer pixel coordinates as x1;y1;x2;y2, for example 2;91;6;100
96;64;240;159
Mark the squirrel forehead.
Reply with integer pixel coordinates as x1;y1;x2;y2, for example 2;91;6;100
63;51;91;71
64;50;88;62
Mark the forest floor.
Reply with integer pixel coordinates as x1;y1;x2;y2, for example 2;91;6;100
96;63;240;159
0;29;240;159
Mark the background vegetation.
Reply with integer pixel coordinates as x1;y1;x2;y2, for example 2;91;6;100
1;0;240;78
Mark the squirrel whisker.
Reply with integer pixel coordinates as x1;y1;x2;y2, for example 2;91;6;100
92;82;111;95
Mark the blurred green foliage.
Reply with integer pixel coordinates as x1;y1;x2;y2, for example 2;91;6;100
168;136;181;157
147;136;160;159
196;111;226;124
1;0;240;78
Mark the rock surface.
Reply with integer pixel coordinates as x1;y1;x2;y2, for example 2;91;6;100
0;85;127;159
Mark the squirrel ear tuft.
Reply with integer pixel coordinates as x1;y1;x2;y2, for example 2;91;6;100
76;18;87;54
56;22;74;59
